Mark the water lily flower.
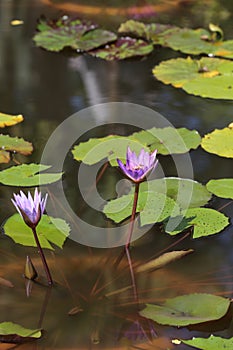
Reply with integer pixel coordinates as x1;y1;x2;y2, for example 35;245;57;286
117;147;158;183
12;188;48;229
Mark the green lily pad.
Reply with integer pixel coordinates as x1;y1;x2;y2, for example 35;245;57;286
0;134;32;155
0;322;41;338
0;163;63;186
88;37;153;60
72;135;150;166
139;177;211;209
207;179;233;199
131;127;201;154
118;20;174;43
119;20;233;58
103;190;180;224
166;207;229;238
180;335;233;349
33;16;116;52
140;293;230;326
153;57;233;100
201;124;233;157
0;112;23;127
4;213;70;250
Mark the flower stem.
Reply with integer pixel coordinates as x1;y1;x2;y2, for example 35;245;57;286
125;246;139;303
31;227;53;286
126;182;140;249
114;182;140;268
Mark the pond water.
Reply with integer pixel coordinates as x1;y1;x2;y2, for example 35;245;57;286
0;0;233;349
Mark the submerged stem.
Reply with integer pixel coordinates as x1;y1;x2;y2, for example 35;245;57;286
31;227;53;286
125;247;139;303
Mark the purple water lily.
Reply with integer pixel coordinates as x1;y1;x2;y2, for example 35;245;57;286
117;147;158;183
12;188;48;229
11;188;53;285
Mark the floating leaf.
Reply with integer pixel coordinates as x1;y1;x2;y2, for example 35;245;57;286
207;179;233;199
4;214;70;250
153;57;233;100
140;293;230;326
0;134;32;155
103;190;180;224
0;322;41;338
181;335;233;349
118;20;174;43
0;112;23;128
139;178;211;209
34;17;116;52
88;37;153;60
131;127;201;154
0;164;63;186
166;208;229;238
72;135;150;166
136;249;193;273
201;125;233;157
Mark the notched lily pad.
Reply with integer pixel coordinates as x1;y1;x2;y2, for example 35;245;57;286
4;214;70;250
140;293;230;326
88;37;153;60
0;112;23;128
153;57;233;100
33;16;116;52
201;124;233;157
0;163;63;186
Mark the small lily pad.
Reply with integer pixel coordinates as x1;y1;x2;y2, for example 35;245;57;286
0;112;23;127
201;124;233;157
153;57;233;100
140;293;230;326
166;207;229;238
0;134;33;156
88;37;153;60
0;322;41;338
4;214;70;250
0;163;63;186
207;179;233;199
181;335;233;349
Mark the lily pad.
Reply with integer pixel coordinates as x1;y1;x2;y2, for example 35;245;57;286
119;20;233;58
140;293;230;326
131;127;201;154
181;335;233;349
88;37;153;60
0;134;32;155
0;322;41;339
4;214;70;250
206;179;233;199
103;191;180;224
201;124;233;157
33;16;116;52
72;135;150;166
153;57;233;100
139;177;211;209
0;163;63;186
0;112;23;127
166;207;229;238
0;150;10;163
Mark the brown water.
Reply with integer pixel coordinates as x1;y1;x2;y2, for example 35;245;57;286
0;0;233;349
